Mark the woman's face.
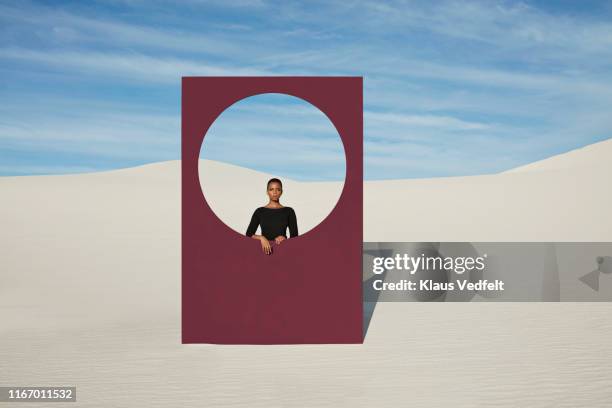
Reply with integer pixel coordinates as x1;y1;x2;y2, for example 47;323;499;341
267;182;282;202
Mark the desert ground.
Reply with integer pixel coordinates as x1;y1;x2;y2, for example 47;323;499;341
1;138;612;407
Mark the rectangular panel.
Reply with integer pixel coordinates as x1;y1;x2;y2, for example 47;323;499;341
182;77;363;344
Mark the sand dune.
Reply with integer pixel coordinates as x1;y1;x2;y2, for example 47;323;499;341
505;137;612;173
2;139;612;407
201;138;612;241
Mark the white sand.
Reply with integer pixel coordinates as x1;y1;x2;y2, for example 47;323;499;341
1;138;612;407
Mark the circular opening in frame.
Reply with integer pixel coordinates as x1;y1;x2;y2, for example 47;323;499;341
198;93;347;244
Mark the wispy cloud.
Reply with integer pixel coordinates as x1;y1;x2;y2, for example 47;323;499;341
1;0;612;178
0;48;272;83
366;111;491;131
0;3;252;57
200;94;345;181
0;104;179;161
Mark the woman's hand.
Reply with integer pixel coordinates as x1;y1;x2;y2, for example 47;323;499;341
259;236;272;255
274;235;286;245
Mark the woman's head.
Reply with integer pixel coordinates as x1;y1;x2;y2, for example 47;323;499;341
266;178;283;202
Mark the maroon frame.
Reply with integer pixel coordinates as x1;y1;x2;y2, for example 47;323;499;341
182;77;363;344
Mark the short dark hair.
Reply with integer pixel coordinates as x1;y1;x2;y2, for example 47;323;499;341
267;178;282;189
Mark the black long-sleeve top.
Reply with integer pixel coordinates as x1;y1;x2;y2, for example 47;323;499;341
246;207;298;241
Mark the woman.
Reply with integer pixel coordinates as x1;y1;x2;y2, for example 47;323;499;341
246;178;298;255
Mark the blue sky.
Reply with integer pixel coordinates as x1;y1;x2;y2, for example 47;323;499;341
1;0;612;179
201;94;347;181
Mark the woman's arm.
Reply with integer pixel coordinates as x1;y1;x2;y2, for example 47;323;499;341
288;208;298;238
245;209;260;237
246;209;272;254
